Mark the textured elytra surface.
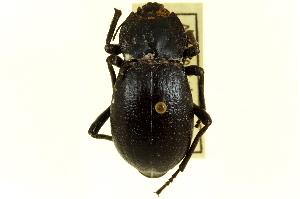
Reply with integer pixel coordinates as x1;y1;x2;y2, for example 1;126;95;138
110;62;194;178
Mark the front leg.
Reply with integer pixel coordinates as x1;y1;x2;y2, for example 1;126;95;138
105;44;122;55
106;55;124;88
183;30;200;59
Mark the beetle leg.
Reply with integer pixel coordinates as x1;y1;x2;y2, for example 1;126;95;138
180;104;212;169
184;65;206;110
88;106;112;141
183;30;200;59
184;65;203;76
183;45;199;59
106;8;122;45
197;66;206;110
117;64;129;81
186;30;198;46
106;54;129;81
105;8;122;56
107;55;123;67
105;44;122;55
155;104;211;196
184;30;206;110
106;55;124;88
107;62;116;89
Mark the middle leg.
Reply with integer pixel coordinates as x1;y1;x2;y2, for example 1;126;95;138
88;106;112;141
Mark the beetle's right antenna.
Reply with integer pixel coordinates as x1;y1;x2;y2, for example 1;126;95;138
106;8;122;45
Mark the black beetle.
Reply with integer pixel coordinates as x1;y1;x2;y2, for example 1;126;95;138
88;2;212;195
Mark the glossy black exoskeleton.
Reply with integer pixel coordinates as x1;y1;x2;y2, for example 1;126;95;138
88;2;212;196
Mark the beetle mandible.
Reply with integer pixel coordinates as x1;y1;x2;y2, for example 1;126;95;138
88;2;212;196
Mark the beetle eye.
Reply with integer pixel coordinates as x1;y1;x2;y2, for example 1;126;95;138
155;102;167;114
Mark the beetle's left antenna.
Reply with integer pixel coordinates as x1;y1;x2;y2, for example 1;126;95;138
106;8;122;45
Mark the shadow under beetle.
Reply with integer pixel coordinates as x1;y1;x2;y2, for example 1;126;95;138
88;2;212;196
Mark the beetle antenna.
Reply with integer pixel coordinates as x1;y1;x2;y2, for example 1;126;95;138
106;8;122;45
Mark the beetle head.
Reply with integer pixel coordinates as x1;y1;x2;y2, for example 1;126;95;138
136;2;170;19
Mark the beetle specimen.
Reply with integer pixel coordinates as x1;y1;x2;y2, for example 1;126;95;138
88;2;212;195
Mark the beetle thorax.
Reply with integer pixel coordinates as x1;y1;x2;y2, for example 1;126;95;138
119;4;186;62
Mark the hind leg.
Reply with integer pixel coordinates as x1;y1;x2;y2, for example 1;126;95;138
155;104;212;196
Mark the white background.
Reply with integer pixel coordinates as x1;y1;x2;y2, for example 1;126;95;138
0;0;299;198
